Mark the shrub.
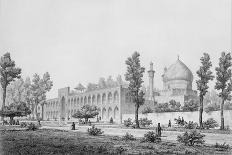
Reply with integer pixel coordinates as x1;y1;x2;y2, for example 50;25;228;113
142;107;153;114
181;99;199;112
174;117;186;126
20;122;27;128
123;118;133;127
139;118;152;127
204;104;220;113
177;130;205;146
122;132;136;141
87;125;104;136
214;142;230;151
184;121;198;129
110;117;113;124
27;123;38;131
202;118;218;129
142;131;161;143
115;146;127;154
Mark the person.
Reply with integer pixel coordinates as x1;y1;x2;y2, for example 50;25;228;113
157;123;162;137
16;120;19;125
168;120;171;127
88;120;91;126
71;122;75;130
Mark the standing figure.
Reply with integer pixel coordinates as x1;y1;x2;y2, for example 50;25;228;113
71;122;75;130
168;120;171;127
157;123;162;137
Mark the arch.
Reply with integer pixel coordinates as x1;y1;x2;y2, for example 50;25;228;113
102;93;106;104
71;98;74;107
81;97;83;105
68;99;70;106
74;98;76;107
97;94;101;104
108;92;113;104
102;108;106;120
92;95;96;104
113;91;119;103
60;97;66;120
114;106;119;120
108;107;113;119
71;110;73;117
84;96;87;105
77;98;79;105
88;96;91;104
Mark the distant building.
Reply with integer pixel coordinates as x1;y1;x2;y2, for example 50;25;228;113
42;57;197;123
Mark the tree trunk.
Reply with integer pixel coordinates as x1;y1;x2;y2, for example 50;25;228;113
35;103;38;120
1;85;7;121
220;99;225;130
41;104;44;120
135;103;140;128
199;95;203;128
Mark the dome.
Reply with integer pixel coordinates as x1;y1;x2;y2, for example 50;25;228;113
163;58;193;82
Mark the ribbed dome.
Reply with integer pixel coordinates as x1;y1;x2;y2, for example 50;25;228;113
163;58;193;82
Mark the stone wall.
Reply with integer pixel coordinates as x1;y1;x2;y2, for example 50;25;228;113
122;110;232;128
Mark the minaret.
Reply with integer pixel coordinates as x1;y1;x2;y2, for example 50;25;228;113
148;62;155;101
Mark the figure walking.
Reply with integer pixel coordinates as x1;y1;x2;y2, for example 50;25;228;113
168;120;171;127
157;123;162;137
71;122;75;130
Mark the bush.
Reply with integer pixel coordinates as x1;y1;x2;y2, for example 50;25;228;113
122;133;136;141
139;118;152;127
142;107;153;114
87;125;104;136
174;117;186;126
177;130;205;146
123;118;133;127
204;104;220;113
20;122;27;128
202;118;218;129
181;99;199;112
184;121;198;129
214;142;230;151
115;146;127;154
110;117;113;124
141;131;161;143
27;123;38;131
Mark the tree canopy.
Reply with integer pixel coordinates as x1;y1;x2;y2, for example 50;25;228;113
72;105;99;123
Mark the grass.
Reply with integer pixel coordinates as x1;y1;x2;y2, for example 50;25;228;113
0;125;231;155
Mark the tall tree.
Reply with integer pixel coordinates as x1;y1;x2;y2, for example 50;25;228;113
31;72;53;120
215;52;232;130
196;53;214;128
72;105;99;123
0;53;21;119
125;52;145;128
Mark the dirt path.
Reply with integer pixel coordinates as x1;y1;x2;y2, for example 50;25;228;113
42;125;232;145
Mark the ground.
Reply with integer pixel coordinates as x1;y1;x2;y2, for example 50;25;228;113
0;125;231;155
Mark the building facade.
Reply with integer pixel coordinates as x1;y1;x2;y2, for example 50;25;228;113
43;57;198;123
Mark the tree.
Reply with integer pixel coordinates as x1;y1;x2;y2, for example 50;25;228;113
31;72;53;120
0;53;21;120
215;52;232;130
196;53;214;128
125;52;145;128
0;102;31;124
182;99;199;112
72;105;99;123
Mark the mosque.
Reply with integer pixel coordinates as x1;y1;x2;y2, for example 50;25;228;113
39;57;198;123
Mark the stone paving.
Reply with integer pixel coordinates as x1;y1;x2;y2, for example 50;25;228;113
41;125;232;145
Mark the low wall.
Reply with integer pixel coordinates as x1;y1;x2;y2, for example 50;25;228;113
122;110;232;128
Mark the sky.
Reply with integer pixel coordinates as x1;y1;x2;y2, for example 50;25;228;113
0;0;231;99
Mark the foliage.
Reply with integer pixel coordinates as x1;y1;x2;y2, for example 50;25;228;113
196;53;214;128
204;103;220;113
26;123;39;131
142;107;153;114
123;118;133;127
177;130;205;146
202;118;218;129
0;102;31;123
139;118;152;127
154;100;181;113
215;52;232;129
72;105;99;123
31;72;53;119
125;52;145;128
121;132;136;141
181;99;199;112
87;125;104;136
174;117;186;126
224;102;232;110
20;122;27;128
214;143;230;151
141;131;161;143
110;117;113;124
184;121;198;129
0;53;21;110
